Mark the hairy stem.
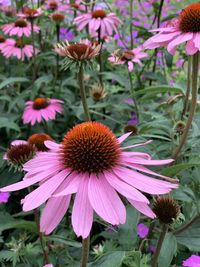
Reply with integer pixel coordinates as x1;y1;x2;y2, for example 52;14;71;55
33;209;49;264
80;236;90;267
31;20;37;81
172;52;199;160
78;64;91;121
152;224;168;267
98;29;104;89
181;56;192;119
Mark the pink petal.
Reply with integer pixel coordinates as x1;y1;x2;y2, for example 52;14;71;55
117;132;132;144
128;199;156;218
88;174;126;225
40;195;71;235
72;174;93;238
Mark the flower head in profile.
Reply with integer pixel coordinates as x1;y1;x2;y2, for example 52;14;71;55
4;142;36;171
43;0;68;12
1;121;178;238
22;98;64;125
108;47;147;72
17;7;43;19
183;255;200;267
1;18;39;37
51;13;65;24
0;39;39;61
144;3;200;55
74;9;121;38
55;41;101;69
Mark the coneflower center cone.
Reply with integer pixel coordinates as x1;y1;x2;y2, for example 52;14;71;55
0;35;5;43
92;9;106;19
60;122;121;174
15;18;27;27
33;98;50;110
49;1;58;10
7;144;36;165
28;133;53;151
67;44;94;60
180;3;200;33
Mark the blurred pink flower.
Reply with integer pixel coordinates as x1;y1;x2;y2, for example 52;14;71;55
144;3;200;55
17;7;43;19
1;18;39;37
0;192;9;203
108;47;147;72
137;223;149;238
22;97;63;125
43;264;54;267
1;122;178;238
43;0;68;12
183;255;200;267
0;39;39;61
74;9;121;38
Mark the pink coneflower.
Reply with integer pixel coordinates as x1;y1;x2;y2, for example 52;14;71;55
183;255;200;267
17;7;43;19
1;122;178;238
1;18;39;37
22;97;64;125
0;39;39;61
108;47;147;72
144;3;200;55
43;0;68;12
74;9;121;38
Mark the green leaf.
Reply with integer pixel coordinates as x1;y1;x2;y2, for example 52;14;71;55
161;162;200;176
47;235;82;248
135;85;183;100
90;251;125;267
117;205;140;249
175;219;200;251
0;118;20;132
0;77;29;89
158;233;177;267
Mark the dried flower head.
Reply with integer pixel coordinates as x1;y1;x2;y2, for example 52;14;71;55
5;143;36;171
28;133;53;151
153;197;180;224
174;121;186;135
124;125;138;135
90;84;107;102
54;41;101;69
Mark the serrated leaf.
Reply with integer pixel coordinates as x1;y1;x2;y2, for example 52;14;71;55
161;162;200;176
0;118;20;132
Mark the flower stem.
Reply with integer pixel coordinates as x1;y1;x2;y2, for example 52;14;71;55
172;52;199;160
78;63;91;121
152;224;168;267
80;236;90;267
98;29;104;89
31;20;37;81
129;0;133;49
33;208;49;264
55;24;60;83
181;56;192;119
127;64;139;120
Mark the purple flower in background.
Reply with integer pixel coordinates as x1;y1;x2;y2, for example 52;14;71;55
0;192;9;203
94;2;108;10
183;255;200;267
137;223;149;238
176;59;184;69
128;112;139;125
0;0;11;6
148;244;156;253
59;28;75;41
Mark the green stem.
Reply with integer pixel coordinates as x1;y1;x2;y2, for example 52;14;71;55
181;56;192;119
172;52;199;160
152;224;168;267
33;209;49;264
78;64;91;121
127;64;139;120
98;29;104;89
130;0;133;49
31;20;37;81
80;236;90;267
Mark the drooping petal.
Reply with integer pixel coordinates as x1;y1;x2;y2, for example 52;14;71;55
128;199;156;218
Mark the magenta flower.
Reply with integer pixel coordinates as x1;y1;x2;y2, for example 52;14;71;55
43;264;54;267
74;9;121;38
0;39;39;61
17;7;43;19
1;122;178;238
137;223;149;239
1;18;39;37
108;47;147;72
144;3;200;55
0;192;9;203
183;255;200;267
22;98;64;125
